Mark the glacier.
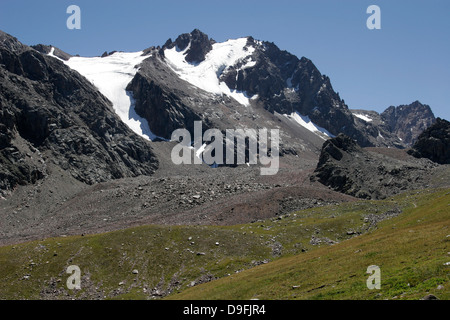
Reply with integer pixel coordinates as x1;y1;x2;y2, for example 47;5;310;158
59;49;158;141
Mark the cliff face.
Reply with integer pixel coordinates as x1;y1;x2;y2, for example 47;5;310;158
0;31;158;196
126;72;207;140
408;118;450;164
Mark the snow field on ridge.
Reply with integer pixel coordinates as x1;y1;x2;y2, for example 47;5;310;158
285;112;335;140
353;113;373;123
164;38;256;106
61;50;157;141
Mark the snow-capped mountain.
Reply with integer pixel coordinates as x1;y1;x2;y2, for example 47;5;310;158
0;28;438;197
125;29;429;149
34;29;434;152
0;28;444;247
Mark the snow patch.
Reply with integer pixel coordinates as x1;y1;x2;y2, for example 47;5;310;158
47;47;64;62
63;50;159;141
285;112;335;140
353;113;373;122
164;38;256;106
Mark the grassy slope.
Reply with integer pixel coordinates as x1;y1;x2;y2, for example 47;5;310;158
0;188;448;300
167;188;450;300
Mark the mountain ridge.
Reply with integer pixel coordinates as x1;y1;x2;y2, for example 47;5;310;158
0;28;446;247
131;29;437;149
24;29;439;149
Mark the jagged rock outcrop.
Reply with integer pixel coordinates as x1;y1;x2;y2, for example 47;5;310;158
311;134;437;199
381;101;436;146
161;29;215;64
407;118;450;164
0;30;158;195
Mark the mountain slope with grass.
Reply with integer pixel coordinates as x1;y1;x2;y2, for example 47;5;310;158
0;187;448;300
168;188;450;300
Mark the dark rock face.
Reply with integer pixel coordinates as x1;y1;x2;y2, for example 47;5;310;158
0;31;158;195
408;118;450;164
0;30;28;53
381;101;436;146
311;134;437;199
220;39;374;147
126;72;206;139
0;139;45;194
221;38;299;102
100;51;118;58
162;29;214;64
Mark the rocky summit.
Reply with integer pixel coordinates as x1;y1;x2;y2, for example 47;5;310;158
381;101;436;146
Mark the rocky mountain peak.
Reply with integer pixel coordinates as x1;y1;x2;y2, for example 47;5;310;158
381;100;436;146
135;29;425;149
162;29;215;63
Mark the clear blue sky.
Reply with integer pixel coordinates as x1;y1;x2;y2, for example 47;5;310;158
1;0;449;120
